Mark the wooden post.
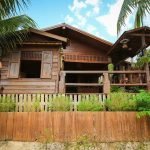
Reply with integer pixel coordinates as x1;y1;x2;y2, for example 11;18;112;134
145;63;150;90
103;72;110;94
59;71;66;93
142;36;150;91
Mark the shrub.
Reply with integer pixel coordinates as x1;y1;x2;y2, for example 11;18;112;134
105;92;137;111
0;96;16;112
32;98;41;112
136;90;150;111
77;95;104;111
48;94;71;111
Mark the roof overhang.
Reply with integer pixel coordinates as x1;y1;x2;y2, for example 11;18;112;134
108;26;150;64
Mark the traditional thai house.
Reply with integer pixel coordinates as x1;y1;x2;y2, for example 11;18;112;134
0;23;150;94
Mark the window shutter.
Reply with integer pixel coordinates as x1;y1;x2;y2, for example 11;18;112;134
41;51;53;78
9;51;21;78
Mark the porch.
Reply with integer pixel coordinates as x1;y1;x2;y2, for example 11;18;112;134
59;70;148;93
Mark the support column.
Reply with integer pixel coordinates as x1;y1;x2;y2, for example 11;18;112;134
103;72;110;94
59;71;66;93
142;36;150;91
145;63;150;91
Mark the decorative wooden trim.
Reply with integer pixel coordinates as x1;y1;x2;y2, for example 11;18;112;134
64;53;109;64
21;51;42;60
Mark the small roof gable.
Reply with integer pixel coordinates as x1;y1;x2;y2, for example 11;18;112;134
108;26;150;64
28;28;68;43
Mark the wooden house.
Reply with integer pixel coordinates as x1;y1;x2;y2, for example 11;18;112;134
0;23;150;94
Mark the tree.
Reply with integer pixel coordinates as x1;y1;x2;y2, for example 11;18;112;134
0;0;36;56
134;49;150;69
117;0;150;34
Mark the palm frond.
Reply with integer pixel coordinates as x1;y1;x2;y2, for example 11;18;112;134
117;0;135;34
117;0;150;34
0;15;36;56
0;0;30;18
134;8;143;28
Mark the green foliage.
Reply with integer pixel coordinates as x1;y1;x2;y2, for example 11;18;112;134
132;49;150;69
135;90;150;111
108;63;114;71
105;92;137;111
111;85;125;92
32;98;41;112
48;95;71;111
0;0;36;56
137;111;150;118
0;96;16;112
117;0;150;34
77;95;104;111
135;90;150;118
0;0;30;18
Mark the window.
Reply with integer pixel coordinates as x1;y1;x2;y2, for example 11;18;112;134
9;51;53;79
20;60;41;78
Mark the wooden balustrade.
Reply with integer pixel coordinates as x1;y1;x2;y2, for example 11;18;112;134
63;53;109;63
60;70;147;94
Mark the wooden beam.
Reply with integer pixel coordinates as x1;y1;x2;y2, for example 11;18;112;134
29;28;68;42
22;42;62;45
61;70;146;74
65;83;102;86
111;83;147;86
130;33;150;37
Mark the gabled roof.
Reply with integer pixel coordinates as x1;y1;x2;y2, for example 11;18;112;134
43;23;112;46
108;26;150;64
28;28;68;43
42;23;113;52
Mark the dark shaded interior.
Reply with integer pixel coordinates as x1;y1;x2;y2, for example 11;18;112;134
20;60;41;78
64;62;105;93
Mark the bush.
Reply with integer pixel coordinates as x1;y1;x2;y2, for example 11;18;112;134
77;95;104;111
48;95;71;111
105;92;137;111
0;96;16;112
32;98;41;112
136;90;150;111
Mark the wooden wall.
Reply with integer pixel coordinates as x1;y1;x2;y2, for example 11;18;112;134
64;37;107;56
0;112;150;142
0;46;60;94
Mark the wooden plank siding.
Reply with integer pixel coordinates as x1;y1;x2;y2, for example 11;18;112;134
0;112;150;142
0;46;60;94
63;37;109;64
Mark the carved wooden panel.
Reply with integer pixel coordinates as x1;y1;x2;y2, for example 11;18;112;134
64;53;109;63
21;51;42;60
